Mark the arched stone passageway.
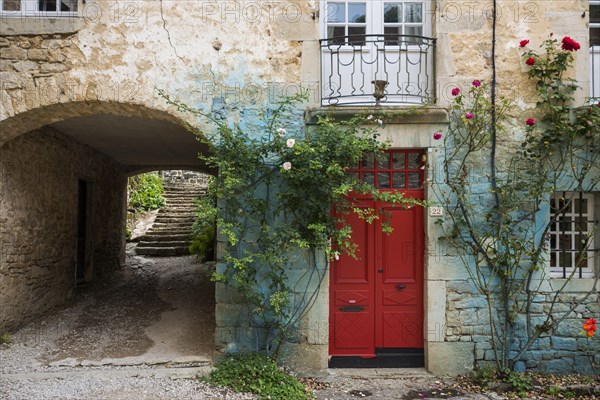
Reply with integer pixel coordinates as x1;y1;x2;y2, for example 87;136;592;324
0;101;213;332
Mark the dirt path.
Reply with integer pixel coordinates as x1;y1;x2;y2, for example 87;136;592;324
1;248;220;393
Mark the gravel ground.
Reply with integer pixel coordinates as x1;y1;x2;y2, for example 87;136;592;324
1;376;256;400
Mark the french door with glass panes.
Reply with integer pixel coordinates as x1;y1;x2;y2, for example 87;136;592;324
321;0;432;105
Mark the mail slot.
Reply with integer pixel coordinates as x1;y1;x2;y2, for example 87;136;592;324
339;306;365;312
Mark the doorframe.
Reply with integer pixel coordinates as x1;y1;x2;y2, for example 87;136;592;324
328;148;427;363
76;178;94;284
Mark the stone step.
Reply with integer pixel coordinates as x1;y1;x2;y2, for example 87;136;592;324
140;234;191;241
135;246;190;256
137;240;190;248
157;211;196;215
153;217;196;224
163;193;204;199
151;222;195;228
158;207;197;213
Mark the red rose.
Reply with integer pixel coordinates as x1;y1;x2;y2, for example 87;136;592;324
526;118;536;126
561;36;581;51
525;57;536;66
472;80;481;87
451;87;461;96
519;39;529;48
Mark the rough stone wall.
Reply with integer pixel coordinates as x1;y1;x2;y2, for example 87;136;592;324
214;246;329;375
160;170;211;187
0;127;126;332
444;282;600;374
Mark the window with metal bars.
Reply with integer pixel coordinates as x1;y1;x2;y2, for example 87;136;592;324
550;192;598;278
346;149;426;190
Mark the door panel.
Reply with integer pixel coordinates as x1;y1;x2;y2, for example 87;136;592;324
376;203;423;349
332;311;373;351
382;311;421;348
330;200;376;356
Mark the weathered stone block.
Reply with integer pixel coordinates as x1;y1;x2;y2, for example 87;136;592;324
541;358;574;374
0;59;14;71
40;63;68;73
0;47;27;60
27;49;50;61
12;61;38;73
454;296;488;309
552;337;577;351
427;342;475;376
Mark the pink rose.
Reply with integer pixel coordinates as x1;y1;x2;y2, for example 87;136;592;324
451;87;461;96
465;113;474;119
472;80;481;87
526;118;536;126
433;132;443;140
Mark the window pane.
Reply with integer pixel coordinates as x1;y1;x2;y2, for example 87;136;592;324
591;4;600;24
405;3;423;23
362;153;375;169
392;172;406;188
348;26;366;45
408;172;421;188
328;26;346;41
39;0;57;11
405;26;424;41
392;152;405;169
558;234;571;250
592;28;600;46
575;217;589;232
376;152;390;168
61;0;77;11
348;3;366;23
559;217;572;232
384;27;402;45
3;0;20;11
328;2;346;23
560;252;572;268
575;198;588;214
363;172;375;186
384;3;402;23
378;173;390;188
407;152;421;169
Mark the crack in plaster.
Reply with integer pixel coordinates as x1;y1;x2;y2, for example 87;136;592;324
159;0;184;63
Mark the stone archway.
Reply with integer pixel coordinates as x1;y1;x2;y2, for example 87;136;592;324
0;100;212;332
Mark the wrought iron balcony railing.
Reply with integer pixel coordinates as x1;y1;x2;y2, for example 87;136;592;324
320;34;436;106
591;46;600;101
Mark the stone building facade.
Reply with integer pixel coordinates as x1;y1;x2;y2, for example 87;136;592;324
1;0;598;375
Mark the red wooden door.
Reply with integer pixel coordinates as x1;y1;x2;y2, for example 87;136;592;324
329;150;425;357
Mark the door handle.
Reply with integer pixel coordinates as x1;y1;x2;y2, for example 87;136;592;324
378;269;384;273
395;284;406;290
